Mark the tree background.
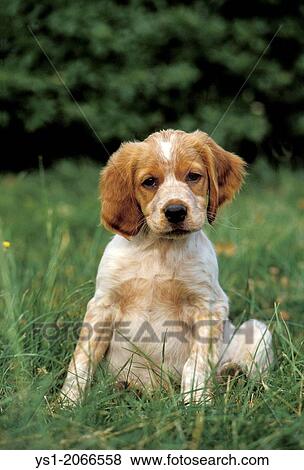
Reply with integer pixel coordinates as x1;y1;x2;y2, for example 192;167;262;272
1;0;303;171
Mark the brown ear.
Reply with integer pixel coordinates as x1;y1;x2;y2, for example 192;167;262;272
99;143;143;238
194;131;247;224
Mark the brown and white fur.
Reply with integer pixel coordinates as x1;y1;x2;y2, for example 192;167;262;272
61;129;273;405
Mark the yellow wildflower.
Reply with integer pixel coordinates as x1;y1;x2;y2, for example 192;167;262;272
2;241;11;249
215;242;236;257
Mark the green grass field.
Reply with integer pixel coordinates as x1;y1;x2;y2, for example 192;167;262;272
0;159;303;449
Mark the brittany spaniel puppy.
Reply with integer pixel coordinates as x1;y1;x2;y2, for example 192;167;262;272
61;129;273;405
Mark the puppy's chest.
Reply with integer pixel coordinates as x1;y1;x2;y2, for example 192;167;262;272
106;248;214;319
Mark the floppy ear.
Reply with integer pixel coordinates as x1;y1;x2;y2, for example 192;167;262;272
99;143;143;238
194;131;246;224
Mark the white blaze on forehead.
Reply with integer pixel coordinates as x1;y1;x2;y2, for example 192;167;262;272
159;139;173;161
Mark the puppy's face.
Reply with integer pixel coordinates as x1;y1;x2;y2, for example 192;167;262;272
101;130;246;239
134;133;210;237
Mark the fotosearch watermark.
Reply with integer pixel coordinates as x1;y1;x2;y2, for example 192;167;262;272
32;319;255;345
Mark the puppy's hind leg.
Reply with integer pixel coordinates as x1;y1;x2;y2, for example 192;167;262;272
219;319;273;379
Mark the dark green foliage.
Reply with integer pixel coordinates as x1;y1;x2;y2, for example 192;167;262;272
1;1;304;167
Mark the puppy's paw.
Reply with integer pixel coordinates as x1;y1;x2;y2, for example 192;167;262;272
58;394;78;409
55;388;82;410
182;387;213;406
181;374;213;405
217;362;244;385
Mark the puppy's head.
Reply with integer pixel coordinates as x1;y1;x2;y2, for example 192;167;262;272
100;130;246;239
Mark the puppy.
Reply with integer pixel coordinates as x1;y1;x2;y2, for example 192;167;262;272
61;129;273;405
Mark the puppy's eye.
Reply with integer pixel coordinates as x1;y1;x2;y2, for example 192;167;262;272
142;177;158;188
186;172;202;182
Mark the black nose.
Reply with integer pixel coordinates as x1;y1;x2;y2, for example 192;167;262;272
164;204;187;224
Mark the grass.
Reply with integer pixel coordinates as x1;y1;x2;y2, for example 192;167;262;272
0;158;303;450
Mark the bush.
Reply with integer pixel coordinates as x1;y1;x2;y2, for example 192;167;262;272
1;0;304;168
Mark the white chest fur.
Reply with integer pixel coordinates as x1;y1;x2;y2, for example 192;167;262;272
97;231;223;294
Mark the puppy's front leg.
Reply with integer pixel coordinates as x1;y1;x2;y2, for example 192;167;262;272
181;307;226;404
60;295;115;405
